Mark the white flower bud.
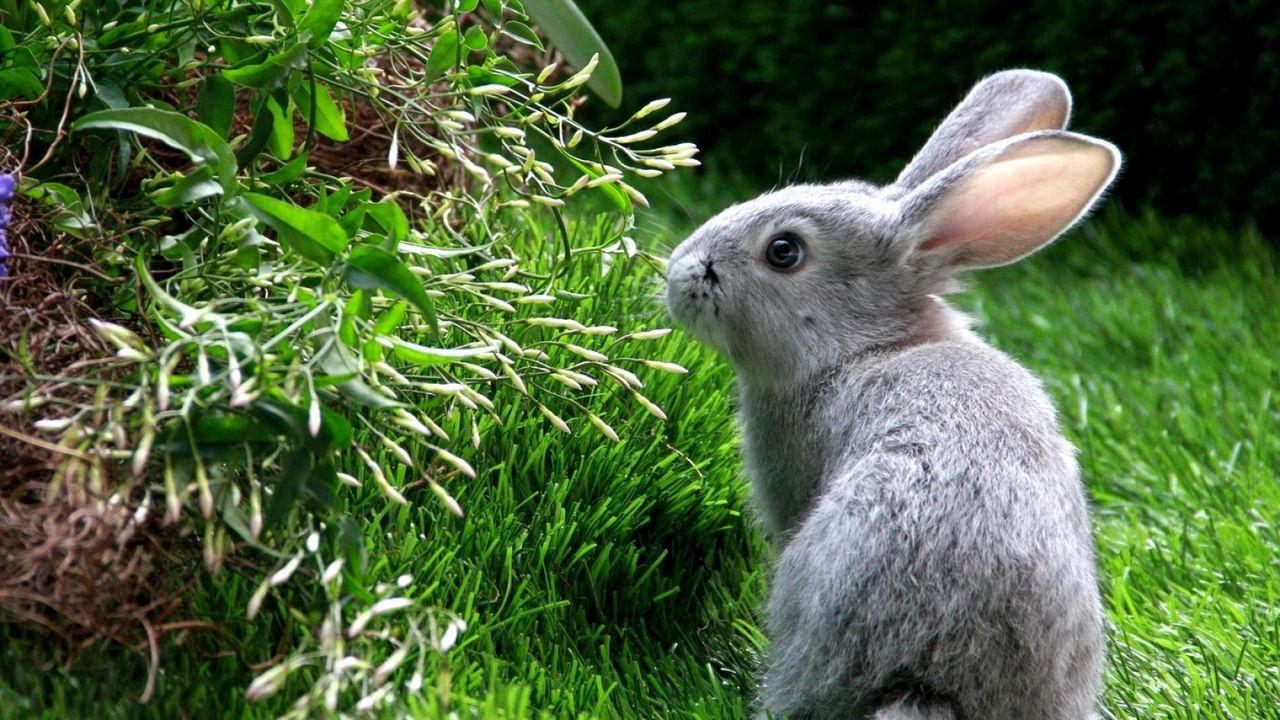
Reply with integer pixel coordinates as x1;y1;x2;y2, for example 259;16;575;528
628;328;673;340
632;97;671;119
642;360;689;375
269;553;303;587
469;83;511;96
651;111;687;132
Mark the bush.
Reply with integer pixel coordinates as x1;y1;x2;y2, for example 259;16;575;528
0;0;696;713
577;0;1280;230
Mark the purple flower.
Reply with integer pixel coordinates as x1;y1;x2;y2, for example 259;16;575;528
0;172;12;279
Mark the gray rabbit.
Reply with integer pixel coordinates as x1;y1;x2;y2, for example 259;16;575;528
664;70;1120;720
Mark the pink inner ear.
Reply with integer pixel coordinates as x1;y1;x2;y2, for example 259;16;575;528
1004;94;1071;139
921;136;1118;268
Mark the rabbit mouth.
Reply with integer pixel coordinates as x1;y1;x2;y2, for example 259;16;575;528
664;253;725;346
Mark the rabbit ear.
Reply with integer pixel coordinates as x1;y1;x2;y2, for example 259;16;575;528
896;70;1072;190
901;130;1120;270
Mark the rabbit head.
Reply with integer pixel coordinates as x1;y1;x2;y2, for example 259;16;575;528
664;70;1120;386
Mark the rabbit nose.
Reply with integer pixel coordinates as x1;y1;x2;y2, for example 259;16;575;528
702;259;719;284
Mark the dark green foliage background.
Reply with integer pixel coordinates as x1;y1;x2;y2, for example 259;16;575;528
578;0;1280;229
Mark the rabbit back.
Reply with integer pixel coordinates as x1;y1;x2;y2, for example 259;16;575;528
752;339;1103;720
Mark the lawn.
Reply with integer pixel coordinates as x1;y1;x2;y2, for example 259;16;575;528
2;178;1277;718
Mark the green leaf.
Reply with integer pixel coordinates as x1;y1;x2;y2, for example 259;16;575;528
72;108;239;198
502;20;543;50
464;65;520;88
349;186;373;205
151;166;223;208
481;0;503;17
313;370;357;388
383;336;498;366
463;25;488;51
456;0;480;11
159;408;277;459
24;182;96;236
522;0;623;107
272;0;299;29
188;413;276;445
195;74;236;139
298;0;344;48
259;152;309;185
158;230;199;269
240;192;349;263
252;395;353;452
3;43;37;70
265;93;295;159
319;181;353;216
425;29;460;81
343;289;368;326
343;245;441;342
222;42;308;89
306;460;340;511
0;67;43;101
135;253;201;326
218;496;264;549
366;300;408;361
365;199;408;244
338;209;369;239
156;437;242;461
232;231;263;270
228;317;265;335
266;447;311;531
336;515;368;578
236;98;275;168
93;81;129;110
315;328;404;409
374;301;408;336
294;82;349;141
265;95;295;160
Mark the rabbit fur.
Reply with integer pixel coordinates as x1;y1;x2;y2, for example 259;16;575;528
664;70;1120;720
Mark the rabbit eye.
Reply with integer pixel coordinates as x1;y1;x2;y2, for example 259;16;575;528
764;233;806;271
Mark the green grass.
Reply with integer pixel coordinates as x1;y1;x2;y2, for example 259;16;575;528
2;184;1278;718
